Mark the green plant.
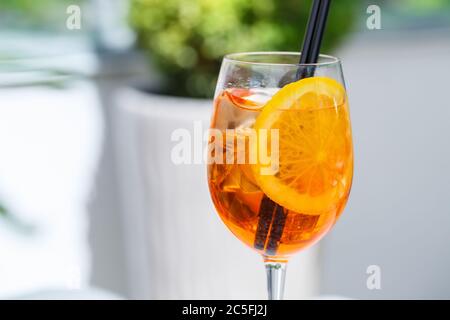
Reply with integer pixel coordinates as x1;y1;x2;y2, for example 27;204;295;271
130;0;359;98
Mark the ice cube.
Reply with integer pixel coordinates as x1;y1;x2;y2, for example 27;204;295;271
221;165;241;192
245;88;279;105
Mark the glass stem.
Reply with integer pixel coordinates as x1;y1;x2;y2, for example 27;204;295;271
265;261;287;300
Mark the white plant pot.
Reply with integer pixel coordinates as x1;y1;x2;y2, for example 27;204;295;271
113;87;319;299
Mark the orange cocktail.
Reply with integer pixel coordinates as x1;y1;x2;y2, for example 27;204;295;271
208;76;353;259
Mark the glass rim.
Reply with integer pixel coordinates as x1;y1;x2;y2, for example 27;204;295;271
223;51;340;67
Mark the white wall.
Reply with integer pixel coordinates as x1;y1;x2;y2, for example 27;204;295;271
320;29;450;299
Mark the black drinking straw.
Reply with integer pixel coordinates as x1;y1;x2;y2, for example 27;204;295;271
254;0;332;256
297;0;331;78
297;0;322;73
305;0;331;66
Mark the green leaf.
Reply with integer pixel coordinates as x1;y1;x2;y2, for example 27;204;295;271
0;204;7;216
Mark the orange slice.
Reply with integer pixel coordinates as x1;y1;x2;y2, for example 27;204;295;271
251;77;353;214
225;88;260;110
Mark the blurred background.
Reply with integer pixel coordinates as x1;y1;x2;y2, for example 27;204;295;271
0;0;449;299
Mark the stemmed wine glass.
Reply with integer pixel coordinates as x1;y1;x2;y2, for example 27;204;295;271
207;52;353;299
